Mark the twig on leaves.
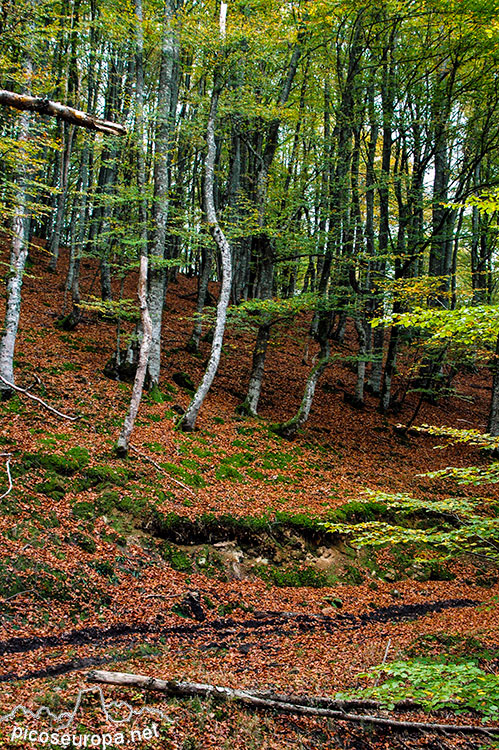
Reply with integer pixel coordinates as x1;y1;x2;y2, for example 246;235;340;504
0;453;12;501
144;593;178;600
128;444;196;496
3;588;47;602
0;376;80;421
374;638;391;687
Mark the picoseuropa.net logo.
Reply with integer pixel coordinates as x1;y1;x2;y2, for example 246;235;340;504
0;685;171;746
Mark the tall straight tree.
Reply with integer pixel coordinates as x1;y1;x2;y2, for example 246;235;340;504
0;66;32;398
180;3;232;432
146;0;182;387
117;0;152;455
237;34;304;416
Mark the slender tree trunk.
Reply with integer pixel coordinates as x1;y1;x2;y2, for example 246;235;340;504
62;170;82;316
0;57;32;399
47;122;75;272
275;342;330;440
369;40;394;396
68;139;92;327
488;333;499;437
237;321;271;416
180;78;232;432
187;247;212;354
116;259;152;453
354;317;368;406
0;107;31;398
116;0;152;455
239;41;302;414
146;0;181;386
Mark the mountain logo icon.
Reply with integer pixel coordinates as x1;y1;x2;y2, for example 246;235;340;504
0;686;171;730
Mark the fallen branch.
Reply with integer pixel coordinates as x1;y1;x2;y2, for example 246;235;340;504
0;453;12;501
3;588;47;602
128;444;196;496
143;593;178;600
87;670;498;737
0;376;80;421
0;90;126;136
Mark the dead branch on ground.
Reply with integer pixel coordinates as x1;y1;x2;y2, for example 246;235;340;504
87;670;498;738
0;376;81;421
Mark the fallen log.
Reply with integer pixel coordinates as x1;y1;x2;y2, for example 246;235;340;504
87;670;499;737
0;90;126;136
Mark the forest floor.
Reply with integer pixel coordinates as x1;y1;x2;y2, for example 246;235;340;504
0;240;498;749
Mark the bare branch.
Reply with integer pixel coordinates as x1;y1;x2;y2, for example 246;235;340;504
0;375;81;421
3;588;47;602
0;453;12;501
87;670;499;738
0;90;127;136
128;444;196;496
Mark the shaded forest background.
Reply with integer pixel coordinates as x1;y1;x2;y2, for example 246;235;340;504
2;0;499;436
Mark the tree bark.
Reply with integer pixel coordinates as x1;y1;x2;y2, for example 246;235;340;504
187;246;212;354
275;342;330;439
180;78;232;432
87;671;498;738
0;86;31;398
239;40;303;414
116;0;153;456
488;332;499;436
146;0;181;386
354;317;369;406
0;89;126;135
116;258;152;454
368;36;394;396
47;122;75;272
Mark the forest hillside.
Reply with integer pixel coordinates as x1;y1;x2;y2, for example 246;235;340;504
2;0;499;747
0;241;498;749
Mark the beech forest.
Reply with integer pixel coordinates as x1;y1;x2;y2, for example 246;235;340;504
1;1;499;748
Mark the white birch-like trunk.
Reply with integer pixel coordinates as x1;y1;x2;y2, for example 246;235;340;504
116;0;152;455
0;104;31;398
181;81;232;432
116;257;152;454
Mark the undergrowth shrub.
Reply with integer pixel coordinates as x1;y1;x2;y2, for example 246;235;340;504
337;659;499;721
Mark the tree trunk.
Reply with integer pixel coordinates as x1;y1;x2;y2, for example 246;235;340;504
180;78;232;432
239;40;302;414
237;321;271;416
87;670;498;738
0;89;126;135
187;247;212;354
369;38;394;395
47;122;75;272
488;332;499;437
67;138;92;328
354;317;369;406
116;259;152;454
275;340;330;440
116;0;152;455
0;107;31;398
146;0;181;386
